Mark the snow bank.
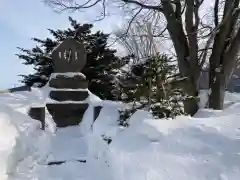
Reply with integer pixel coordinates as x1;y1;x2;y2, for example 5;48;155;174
199;90;240;108
0;112;19;180
106;106;240;180
46;126;87;162
83;100;122;159
1;86;240;180
0;103;48;180
0;87;49;113
92;105;120;138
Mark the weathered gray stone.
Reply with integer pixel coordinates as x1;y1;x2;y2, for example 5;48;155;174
55;74;86;80
49;75;88;89
52;37;86;73
46;103;89;127
49;90;89;101
9;85;31;93
93;106;102;122
28;107;45;130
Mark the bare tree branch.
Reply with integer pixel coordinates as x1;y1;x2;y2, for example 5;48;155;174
95;0;107;21
121;0;163;11
46;0;164;12
108;7;143;47
214;0;219;27
45;0;102;11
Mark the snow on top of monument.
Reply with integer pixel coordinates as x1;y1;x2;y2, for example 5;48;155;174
50;72;86;79
49;88;88;91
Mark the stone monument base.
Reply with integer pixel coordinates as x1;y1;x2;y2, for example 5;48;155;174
28;106;45;130
46;103;89;127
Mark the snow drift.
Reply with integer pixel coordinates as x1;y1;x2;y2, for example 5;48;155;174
0;103;47;180
0;109;19;180
0;88;240;180
107;104;240;180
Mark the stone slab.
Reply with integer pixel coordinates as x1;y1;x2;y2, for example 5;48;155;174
52;38;86;73
49;90;89;101
46;103;89;127
49;75;88;89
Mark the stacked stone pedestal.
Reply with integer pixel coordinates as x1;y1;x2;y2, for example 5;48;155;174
46;73;89;127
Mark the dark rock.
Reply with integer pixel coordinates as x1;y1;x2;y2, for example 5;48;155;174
9;85;31;93
47;160;86;166
103;137;112;144
76;160;87;163
46;103;89;127
49;75;88;89
28;107;45;130
52;38;86;73
47;161;65;165
49;90;89;101
93;106;102;122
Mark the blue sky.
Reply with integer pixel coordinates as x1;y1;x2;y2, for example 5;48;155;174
0;0;122;89
0;0;211;90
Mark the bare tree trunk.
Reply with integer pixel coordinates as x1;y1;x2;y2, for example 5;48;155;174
209;69;226;109
182;78;199;116
209;0;240;109
161;0;199;115
169;77;198;116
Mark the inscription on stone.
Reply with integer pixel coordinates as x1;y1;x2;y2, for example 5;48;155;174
52;37;86;73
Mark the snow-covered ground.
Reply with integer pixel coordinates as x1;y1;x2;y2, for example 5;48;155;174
0;89;240;180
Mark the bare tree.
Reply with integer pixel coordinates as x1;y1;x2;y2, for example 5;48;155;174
45;0;240;115
115;16;167;110
114;15;160;62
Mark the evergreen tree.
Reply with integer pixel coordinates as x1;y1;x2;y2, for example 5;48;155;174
16;17;121;100
117;54;185;126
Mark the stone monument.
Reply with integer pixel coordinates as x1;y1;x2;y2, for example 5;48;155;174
28;37;103;129
46;37;89;127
